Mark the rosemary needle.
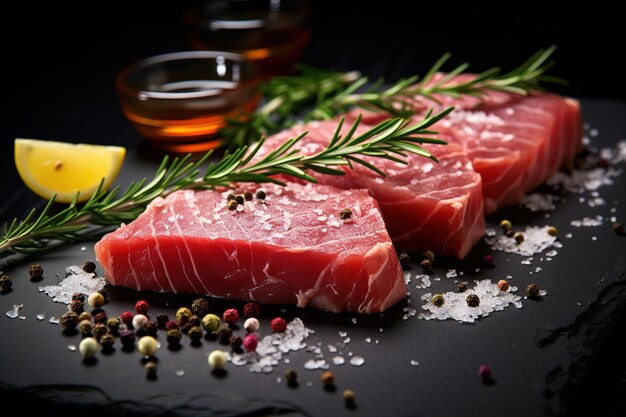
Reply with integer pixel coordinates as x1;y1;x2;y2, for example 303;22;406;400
0;108;451;260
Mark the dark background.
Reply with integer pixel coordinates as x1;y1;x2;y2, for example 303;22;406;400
1;2;624;416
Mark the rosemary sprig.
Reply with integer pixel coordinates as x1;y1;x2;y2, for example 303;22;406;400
221;46;562;149
0;107;451;260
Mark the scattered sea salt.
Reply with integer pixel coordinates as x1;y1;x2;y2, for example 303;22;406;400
570;216;604;227
338;331;347;337
351;318;357;325
38;265;107;304
446;269;458;278
36;313;45;321
304;359;329;370
327;344;338;353
67;345;76;351
485;226;558;256
349;356;365;367
522;193;557;211
410;360;420;367
364;337;371;343
49;317;60;324
332;356;345;365
175;370;185;377
5;304;23;319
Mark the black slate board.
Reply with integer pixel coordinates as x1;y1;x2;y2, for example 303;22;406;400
1;99;626;417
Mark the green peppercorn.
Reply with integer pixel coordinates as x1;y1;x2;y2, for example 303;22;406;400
227;200;238;211
466;293;480;307
191;298;210;317
285;368;298;386
422;250;435;263
432;294;445;307
144;361;158;379
82;261;96;274
167;328;182;346
419;258;432;271
343;389;356;407
188;326;203;344
398;252;411;269
29;264;44;281
107;317;121;334
547;226;558;236
79;319;92;335
256;190;266;200
321;370;335;387
202;313;221;333
0;275;13;293
500;219;512;232
458;282;468;293
526;283;540;297
60;311;79;332
176;307;192;325
244;191;253;201
235;195;244;205
78;311;91;322
514;232;525;244
340;208;352;220
100;333;115;351
227;193;236;201
69;299;84;314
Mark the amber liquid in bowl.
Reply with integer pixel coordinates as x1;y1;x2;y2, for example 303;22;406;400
117;51;261;153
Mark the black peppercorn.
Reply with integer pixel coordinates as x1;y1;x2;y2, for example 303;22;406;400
230;335;243;352
145;361;157;379
155;313;169;329
244;191;253;201
243;302;260;318
191;298;210;317
613;222;625;235
340;208;352;220
227;200;238;211
119;329;136;348
227;193;236;201
181;322;194;335
285;368;298;386
166;328;182;346
526;283;540;297
398;252;411;269
217;324;233;344
422;250;435;263
235;195;244;205
143;320;158;337
82;261;97;274
60;311;79;331
98;287;109;301
188;326;203;344
419;258;432;271
93;323;107;341
189;314;201;327
466;294;480;307
458;282;468;293
100;333;115;351
343;389;356;407
256;190;266;200
321;370;335;387
0;275;13;293
69;299;84;314
71;292;85;303
29;264;44;281
93;311;108;324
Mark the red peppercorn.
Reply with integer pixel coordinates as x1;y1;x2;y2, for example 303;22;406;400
165;320;180;330
271;317;287;333
120;311;134;326
482;253;494;266
478;364;493;381
135;300;149;315
243;302;260;318
243;334;258;352
223;308;240;325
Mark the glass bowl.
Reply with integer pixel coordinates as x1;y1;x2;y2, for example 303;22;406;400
183;0;311;76
116;50;261;153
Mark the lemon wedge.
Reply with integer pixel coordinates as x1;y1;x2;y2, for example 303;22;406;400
14;138;126;203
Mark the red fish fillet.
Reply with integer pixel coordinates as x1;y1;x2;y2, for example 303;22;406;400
94;183;406;313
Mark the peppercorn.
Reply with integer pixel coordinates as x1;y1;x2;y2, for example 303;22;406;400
500;219;512;232
60;311;79;332
155;313;169;329
106;317;121;334
176;307;192;325
398;252;411;269
143;320;158;337
256;190;266;200
82;261;96;274
0;275;13;293
208;350;227;369
271;317;287;333
100;333;115;351
432;294;445;307
132;314;148;330
166;320;180;331
613;222;625;235
230;335;243;352
422;250;435;263
244;317;260;333
93;311;108;324
79;319;92;335
98;287;109;301
79;337;98;358
320;370;335;387
217;324;233;344
227;193;236;201
93;323;107;341
506;229;515;238
243;333;258;352
166;328;182;347
145;361;158;379
188;326;203;344
120;311;134;327
180;322;193;335
483;254;494;266
547;226;558;236
526;283;540;297
202;314;221;332
340;208;352;220
69;299;84;314
191;298;210;317
78;312;91;322
87;292;105;308
223;308;240;326
466;293;480;307
285;368;298;386
243;302;260;318
419;258;432;271
138;336;159;356
189;314;202;327
72;292;85;302
458;282;468;293
244;191;253;201
135;300;149;315
597;158;609;168
119;329;136;348
497;279;510;292
343;390;356;407
90;307;105;317
513;232;525;244
235;195;244;205
227;200;238;211
478;364;492;380
29;264;44;281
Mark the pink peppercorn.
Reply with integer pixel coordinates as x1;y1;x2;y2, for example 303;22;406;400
483;254;494;266
478;365;493;380
243;334;258;352
135;300;149;315
165;320;180;330
243;302;260;318
271;317;287;333
120;311;133;326
223;308;240;325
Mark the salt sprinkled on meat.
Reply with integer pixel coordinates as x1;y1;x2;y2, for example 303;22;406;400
38;265;107;304
418;280;522;323
485;226;558;256
523;193;557;211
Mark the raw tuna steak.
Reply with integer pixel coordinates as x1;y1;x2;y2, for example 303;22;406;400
260;121;485;258
94;183;406;314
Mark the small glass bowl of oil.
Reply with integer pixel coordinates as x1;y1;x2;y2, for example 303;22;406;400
183;0;311;76
116;50;261;153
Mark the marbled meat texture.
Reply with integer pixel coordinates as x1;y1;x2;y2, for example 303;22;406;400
94;183;406;314
260;122;485;258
